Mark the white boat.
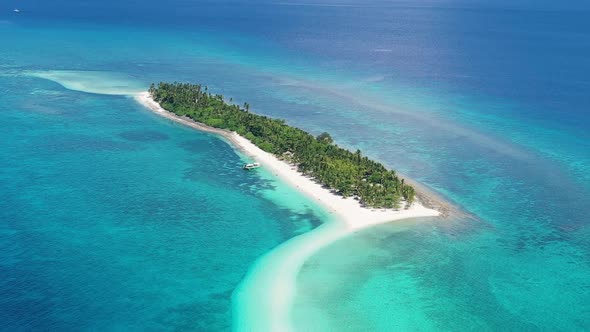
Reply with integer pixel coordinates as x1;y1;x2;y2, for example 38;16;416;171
13;9;20;13
243;162;261;170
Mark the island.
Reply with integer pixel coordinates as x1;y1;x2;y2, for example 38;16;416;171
146;82;416;209
134;82;439;331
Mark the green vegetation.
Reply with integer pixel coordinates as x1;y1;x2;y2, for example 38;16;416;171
149;82;416;208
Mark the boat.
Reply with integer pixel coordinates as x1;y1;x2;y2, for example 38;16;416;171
13;9;20;13
243;162;261;170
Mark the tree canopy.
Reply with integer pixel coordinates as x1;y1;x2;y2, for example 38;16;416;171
149;82;416;209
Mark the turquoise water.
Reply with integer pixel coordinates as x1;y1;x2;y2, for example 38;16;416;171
2;1;590;330
295;216;590;330
0;74;325;330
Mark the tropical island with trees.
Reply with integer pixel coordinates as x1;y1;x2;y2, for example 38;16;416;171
148;82;416;209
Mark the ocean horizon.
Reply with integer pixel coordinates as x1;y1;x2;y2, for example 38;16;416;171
1;0;589;330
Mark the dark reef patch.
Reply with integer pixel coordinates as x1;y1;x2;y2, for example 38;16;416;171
118;130;169;142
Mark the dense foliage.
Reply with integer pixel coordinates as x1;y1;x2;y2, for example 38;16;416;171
150;82;415;208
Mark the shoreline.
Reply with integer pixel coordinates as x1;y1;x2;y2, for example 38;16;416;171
135;92;440;229
134;91;440;331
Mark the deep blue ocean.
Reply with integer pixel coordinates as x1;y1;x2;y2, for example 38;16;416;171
1;0;589;330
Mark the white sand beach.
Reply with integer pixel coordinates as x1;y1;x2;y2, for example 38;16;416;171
135;92;439;331
135;92;439;229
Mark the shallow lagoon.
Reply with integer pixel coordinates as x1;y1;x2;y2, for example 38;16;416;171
0;74;326;330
